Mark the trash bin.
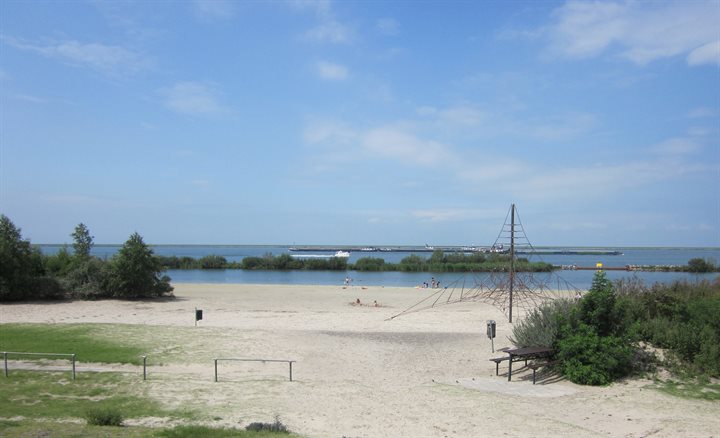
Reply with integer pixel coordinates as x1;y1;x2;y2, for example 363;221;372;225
486;320;496;339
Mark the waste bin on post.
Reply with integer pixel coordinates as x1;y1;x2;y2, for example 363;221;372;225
486;320;496;352
195;308;203;327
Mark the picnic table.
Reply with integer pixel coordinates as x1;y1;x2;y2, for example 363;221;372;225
492;346;554;381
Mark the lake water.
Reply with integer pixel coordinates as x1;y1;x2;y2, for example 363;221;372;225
38;245;719;290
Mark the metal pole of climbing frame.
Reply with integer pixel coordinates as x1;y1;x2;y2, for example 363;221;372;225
509;203;515;323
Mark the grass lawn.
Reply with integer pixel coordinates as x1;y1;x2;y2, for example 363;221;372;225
0;323;297;437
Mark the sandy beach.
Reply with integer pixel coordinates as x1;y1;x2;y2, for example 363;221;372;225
2;283;718;437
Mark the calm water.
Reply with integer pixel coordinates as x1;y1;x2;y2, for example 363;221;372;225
38;245;719;290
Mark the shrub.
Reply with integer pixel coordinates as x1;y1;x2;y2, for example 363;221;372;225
199;255;228;269
245;416;289;433
579;271;618;336
509;298;576;348
353;257;385;271
557;324;634;385
399;255;425;272
687;258;716;273
85;407;124;426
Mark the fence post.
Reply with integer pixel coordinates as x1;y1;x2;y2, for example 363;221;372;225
3;352;7;377
289;361;293;382
72;354;76;380
142;355;147;381
214;359;218;382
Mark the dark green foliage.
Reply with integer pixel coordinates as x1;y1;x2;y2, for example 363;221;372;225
245;417;289;433
43;246;74;276
578;271;619;337
199;255;228;269
509;299;576;348
398;254;425;272
0;214;56;301
106;232;173;298
557;324;634;385
239;254;347;271
272;254;299;270
615;278;720;376
353;257;386;271
71;223;93;259
686;257;717;273
85;408;124;426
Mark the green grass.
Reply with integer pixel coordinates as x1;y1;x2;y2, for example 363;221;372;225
0;324;298;437
0;371;185;419
654;379;720;401
0;323;147;364
0;421;296;437
157;425;294;437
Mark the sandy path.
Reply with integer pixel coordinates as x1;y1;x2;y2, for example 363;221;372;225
1;283;718;437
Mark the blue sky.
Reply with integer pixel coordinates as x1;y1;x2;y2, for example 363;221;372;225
1;0;718;246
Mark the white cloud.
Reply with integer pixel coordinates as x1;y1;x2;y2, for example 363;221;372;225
3;36;148;77
316;61;349;80
687;107;718;118
303;119;356;145
14;94;48;104
545;0;720;66
650;137;700;156
304;21;352;43
362;126;454;167
415;106;438;117
376;18;399;36
687;40;720;66
293;0;352;43
159;82;224;115
528;112;597;141
192;0;236;20
412;208;504;223
438;105;487;126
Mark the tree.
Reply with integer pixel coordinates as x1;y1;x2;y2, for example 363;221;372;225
687;258;715;273
0;214;54;301
107;232;173;298
579;270;618;337
71;223;94;259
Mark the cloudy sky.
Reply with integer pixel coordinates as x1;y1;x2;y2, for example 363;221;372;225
1;0;718;246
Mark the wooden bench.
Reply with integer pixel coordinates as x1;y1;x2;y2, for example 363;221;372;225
528;360;558;384
489;357;510;375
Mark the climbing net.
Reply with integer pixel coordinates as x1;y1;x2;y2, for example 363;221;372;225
388;205;581;322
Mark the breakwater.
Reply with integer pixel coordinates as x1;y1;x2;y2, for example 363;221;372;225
288;246;623;256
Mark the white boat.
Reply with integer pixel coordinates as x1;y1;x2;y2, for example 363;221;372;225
334;251;350;258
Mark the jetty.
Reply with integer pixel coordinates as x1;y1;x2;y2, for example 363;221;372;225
288;246;623;256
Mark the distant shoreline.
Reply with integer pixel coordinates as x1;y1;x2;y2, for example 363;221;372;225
34;243;720;250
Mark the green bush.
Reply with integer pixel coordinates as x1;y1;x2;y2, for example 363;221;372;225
510;298;576;348
353;257;386;271
687;257;717;273
557;324;634;385
245;416;289;433
199;255;228;269
85;407;124;426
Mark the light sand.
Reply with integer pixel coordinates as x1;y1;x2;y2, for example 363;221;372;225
1;283;718;437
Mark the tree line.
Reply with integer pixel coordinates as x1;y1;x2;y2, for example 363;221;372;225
155;250;556;273
0;215;172;302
